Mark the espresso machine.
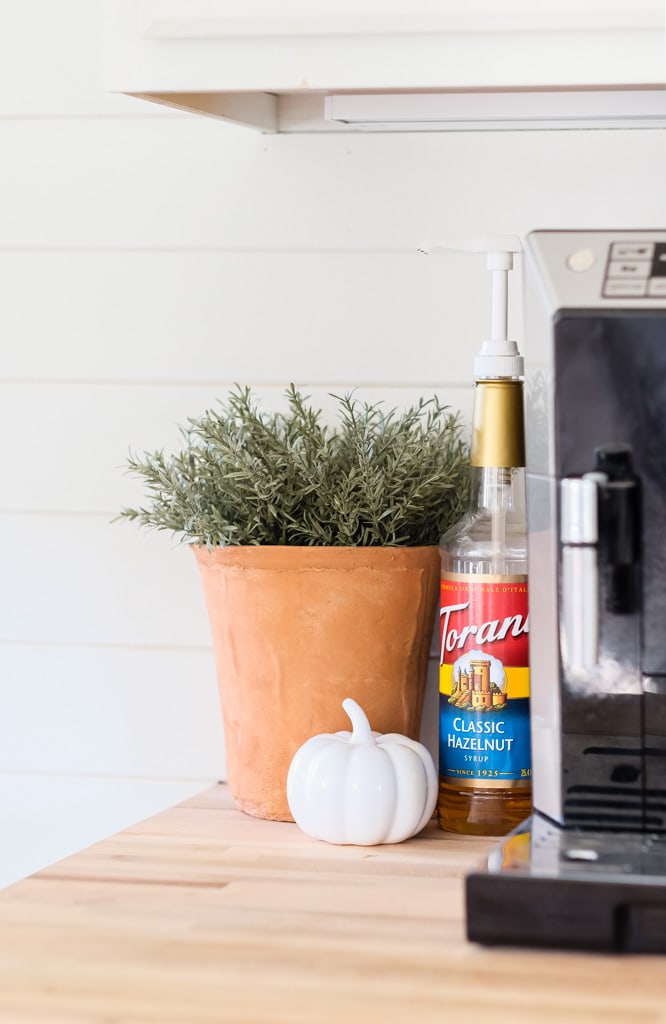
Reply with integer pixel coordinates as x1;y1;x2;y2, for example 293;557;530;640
466;230;666;952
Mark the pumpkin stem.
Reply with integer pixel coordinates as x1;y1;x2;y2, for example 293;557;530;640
342;698;375;744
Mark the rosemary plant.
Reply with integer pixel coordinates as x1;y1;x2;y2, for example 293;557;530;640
119;385;469;548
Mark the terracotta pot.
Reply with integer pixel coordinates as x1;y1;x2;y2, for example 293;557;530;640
192;545;440;821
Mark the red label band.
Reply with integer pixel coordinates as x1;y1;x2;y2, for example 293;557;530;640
439;575;529;668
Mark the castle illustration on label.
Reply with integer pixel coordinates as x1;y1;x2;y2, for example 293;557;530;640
449;652;508;712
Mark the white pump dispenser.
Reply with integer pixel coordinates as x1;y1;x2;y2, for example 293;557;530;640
418;235;523;379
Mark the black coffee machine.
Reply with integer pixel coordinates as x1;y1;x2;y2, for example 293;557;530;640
466;230;666;953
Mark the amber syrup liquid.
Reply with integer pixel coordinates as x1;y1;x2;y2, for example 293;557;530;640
438;782;531;836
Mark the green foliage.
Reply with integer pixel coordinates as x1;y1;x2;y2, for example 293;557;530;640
119;385;470;547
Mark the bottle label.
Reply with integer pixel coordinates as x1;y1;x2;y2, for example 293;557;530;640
439;573;531;789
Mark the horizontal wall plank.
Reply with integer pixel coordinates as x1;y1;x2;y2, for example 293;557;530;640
0;120;664;250
0;514;211;647
0;251;491;386
0;644;437;780
0;382;472;513
0;508;453;675
0;645;225;778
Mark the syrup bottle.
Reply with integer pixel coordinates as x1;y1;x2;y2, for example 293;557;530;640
420;236;531;835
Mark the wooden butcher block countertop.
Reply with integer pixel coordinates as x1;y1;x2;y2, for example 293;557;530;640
0;784;664;1024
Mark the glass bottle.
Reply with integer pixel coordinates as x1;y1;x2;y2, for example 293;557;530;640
438;378;531;835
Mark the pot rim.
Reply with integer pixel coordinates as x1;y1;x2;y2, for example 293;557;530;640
191;543;440;570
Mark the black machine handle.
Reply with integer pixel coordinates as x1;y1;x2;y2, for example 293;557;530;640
594;444;641;616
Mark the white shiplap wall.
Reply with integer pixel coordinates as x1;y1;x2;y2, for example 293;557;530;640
2;0;666;883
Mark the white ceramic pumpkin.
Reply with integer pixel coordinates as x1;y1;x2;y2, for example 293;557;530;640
286;697;438;845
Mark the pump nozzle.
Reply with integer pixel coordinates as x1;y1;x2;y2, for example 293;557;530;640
418;234;523;379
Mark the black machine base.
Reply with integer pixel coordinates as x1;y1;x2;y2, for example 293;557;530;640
466;814;666;953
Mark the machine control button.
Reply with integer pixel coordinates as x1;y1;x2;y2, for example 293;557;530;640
607;260;651;278
610;242;654;261
603;279;647;297
647;278;666;297
566;247;596;272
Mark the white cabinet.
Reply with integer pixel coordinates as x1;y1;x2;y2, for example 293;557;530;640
104;0;666;132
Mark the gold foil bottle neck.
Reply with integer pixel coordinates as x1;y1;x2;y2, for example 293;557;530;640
470;379;525;468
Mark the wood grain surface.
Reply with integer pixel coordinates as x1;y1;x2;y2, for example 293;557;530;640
0;785;663;1023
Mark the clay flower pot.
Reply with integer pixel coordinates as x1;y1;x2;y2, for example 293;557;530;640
193;545;439;821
